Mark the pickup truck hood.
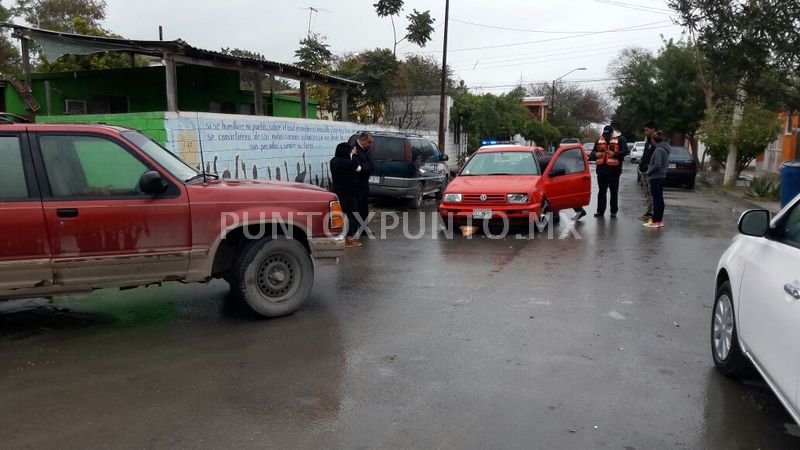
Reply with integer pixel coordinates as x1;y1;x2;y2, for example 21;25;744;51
447;175;540;194
187;179;336;203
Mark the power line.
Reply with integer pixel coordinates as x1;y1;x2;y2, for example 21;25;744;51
461;49;628;71
448;36;665;67
400;21;677;54
449;18;659;34
593;0;674;15
449;40;662;70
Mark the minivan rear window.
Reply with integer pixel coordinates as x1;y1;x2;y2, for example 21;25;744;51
371;136;406;161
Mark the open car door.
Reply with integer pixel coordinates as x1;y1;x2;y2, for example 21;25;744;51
542;145;591;211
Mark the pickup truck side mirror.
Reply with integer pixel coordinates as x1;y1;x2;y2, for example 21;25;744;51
139;171;168;196
738;209;770;237
440;154;449;162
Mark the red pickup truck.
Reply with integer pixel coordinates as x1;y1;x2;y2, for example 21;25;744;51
0;123;345;317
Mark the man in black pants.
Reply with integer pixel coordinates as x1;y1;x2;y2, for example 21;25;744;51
591;125;629;217
638;121;657;222
353;131;374;230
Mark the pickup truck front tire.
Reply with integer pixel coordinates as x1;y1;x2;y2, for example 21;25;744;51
234;236;314;317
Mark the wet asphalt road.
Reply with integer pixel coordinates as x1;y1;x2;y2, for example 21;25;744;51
1;165;798;449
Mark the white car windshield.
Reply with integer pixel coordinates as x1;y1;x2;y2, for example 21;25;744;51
461;152;540;176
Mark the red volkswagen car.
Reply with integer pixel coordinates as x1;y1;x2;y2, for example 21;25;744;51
439;144;591;222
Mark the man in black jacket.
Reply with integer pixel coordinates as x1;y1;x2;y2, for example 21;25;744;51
590;125;629;217
353;131;374;227
638;121;657;221
330;142;363;248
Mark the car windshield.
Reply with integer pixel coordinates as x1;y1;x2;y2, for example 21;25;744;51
670;146;692;159
121;131;198;182
461;151;539;176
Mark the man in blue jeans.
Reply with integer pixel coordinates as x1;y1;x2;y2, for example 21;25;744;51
643;131;670;228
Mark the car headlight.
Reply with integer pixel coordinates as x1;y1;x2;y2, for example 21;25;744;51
507;193;529;204
444;193;462;203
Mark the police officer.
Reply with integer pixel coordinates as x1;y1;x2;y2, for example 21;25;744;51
591;125;629;217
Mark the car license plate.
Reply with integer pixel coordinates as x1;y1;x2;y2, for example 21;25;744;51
668;163;677;169
369;176;380;184
473;209;492;219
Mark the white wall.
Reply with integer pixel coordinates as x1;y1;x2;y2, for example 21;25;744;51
164;112;397;186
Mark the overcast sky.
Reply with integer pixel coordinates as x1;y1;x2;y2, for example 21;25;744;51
12;0;687;95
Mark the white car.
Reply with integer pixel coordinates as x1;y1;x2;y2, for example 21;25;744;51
629;141;646;163
713;195;800;424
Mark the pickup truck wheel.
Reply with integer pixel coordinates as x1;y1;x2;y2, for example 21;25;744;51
234;236;314;317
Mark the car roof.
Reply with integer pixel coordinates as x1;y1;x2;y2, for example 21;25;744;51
0;123;131;133
476;145;535;153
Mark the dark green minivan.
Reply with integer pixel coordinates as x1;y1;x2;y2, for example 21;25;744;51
350;132;450;209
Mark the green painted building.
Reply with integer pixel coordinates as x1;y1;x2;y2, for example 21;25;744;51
2;65;318;120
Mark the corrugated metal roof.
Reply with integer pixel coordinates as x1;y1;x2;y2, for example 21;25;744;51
1;22;360;88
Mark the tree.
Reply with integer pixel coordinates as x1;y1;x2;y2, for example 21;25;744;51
294;33;333;73
610;41;707;160
450;88;531;151
14;0;106;31
668;0;800;184
293;34;334;112
373;0;435;56
700;100;782;177
10;0;147;72
528;82;610;140
523;120;561;148
0;4;20;75
331;49;400;122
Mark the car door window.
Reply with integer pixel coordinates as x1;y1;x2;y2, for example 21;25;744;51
411;139;425;165
778;205;800;249
0;136;29;200
423;141;437;162
552;148;586;175
39;135;150;198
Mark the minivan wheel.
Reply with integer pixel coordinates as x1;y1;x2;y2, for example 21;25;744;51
435;176;449;201
711;280;750;377
233;236;314;317
408;183;424;209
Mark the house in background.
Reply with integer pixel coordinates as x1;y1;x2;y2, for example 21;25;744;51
522;97;548;122
758;112;800;175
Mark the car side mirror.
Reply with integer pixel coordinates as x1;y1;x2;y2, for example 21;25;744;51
738;209;770;237
440;154;449;162
549;167;567;177
139;170;167;196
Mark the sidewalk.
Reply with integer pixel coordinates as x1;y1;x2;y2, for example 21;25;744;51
710;184;782;213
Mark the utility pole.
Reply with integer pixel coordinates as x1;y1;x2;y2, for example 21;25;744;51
437;0;450;153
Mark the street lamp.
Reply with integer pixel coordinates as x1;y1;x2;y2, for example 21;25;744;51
550;67;586;122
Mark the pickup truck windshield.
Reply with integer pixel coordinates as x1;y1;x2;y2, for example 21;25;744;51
121;131;198;182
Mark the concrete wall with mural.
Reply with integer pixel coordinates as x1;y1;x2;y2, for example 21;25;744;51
164;112;396;187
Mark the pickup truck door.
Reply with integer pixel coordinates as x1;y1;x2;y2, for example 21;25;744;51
0;130;53;293
543;146;592;211
30;132;192;288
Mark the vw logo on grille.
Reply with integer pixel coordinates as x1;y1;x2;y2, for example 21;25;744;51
480;194;488;202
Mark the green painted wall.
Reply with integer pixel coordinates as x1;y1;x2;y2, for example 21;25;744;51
37;112;167;144
3;65;318;119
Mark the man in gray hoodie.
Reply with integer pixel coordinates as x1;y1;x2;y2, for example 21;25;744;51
643;131;670;228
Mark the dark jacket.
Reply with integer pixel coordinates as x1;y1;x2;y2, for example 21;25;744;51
591;133;629;175
638;137;655;173
330;143;360;195
646;142;671;180
353;140;374;187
